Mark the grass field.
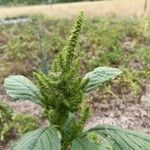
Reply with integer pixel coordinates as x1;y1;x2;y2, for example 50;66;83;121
0;0;150;19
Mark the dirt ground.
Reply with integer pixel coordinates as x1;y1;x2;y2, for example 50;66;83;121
0;83;150;149
87;83;150;133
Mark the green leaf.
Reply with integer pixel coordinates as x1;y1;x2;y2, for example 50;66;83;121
12;127;61;150
84;67;122;92
4;75;41;104
63;113;76;136
72;137;112;150
86;125;150;150
72;138;99;150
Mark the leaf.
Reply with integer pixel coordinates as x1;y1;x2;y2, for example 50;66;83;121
84;67;122;92
63;113;76;136
72;137;112;150
86;125;150;150
72;138;100;150
12;127;61;150
4;75;41;104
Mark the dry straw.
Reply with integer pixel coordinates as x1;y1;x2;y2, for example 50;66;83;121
0;0;150;19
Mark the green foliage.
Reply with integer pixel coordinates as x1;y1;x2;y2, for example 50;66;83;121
0;0;49;5
72;136;113;150
0;102;13;142
34;12;88;133
12;127;61;150
84;67;122;92
4;75;41;104
4;12;150;150
1;17;149;103
5;24;38;61
0;101;39;143
86;125;150;149
12;114;39;136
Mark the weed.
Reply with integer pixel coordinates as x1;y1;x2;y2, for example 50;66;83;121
4;12;150;150
0;101;39;143
0;102;13;143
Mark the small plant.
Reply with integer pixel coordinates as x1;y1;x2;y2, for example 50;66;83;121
12;114;39;137
4;12;150;150
0;102;13;143
0;101;39;143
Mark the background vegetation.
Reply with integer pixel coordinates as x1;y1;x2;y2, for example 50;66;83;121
0;101;39;145
0;16;150;104
0;0;96;5
0;0;48;5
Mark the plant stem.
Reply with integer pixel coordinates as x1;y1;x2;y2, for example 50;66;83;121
61;142;69;150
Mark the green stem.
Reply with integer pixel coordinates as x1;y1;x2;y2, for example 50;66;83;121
61;142;69;150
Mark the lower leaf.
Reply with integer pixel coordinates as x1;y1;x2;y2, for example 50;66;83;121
12;127;61;150
72;136;112;150
86;125;150;150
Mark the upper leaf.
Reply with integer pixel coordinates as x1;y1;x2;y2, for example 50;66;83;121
12;127;61;150
86;124;150;150
4;75;41;104
63;113;76;136
84;67;122;92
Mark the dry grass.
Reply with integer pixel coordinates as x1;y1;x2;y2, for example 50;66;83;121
0;0;150;19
